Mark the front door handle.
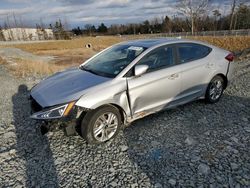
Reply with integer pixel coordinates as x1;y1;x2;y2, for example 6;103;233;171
168;73;179;80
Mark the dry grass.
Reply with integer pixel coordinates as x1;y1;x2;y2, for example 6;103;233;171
128;35;250;52
4;35;250;57
1;58;67;77
7;36;124;54
4;35;250;53
189;36;250;52
1;36;121;77
1;35;250;77
0;57;7;65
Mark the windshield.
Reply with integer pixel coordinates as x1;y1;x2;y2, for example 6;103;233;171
81;44;147;78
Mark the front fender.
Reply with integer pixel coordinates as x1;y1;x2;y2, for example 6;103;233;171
75;79;130;117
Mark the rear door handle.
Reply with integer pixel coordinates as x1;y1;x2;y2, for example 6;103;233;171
168;73;179;80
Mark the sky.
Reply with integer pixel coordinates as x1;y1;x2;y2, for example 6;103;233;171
0;0;246;28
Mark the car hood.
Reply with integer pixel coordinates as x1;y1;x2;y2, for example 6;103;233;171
31;67;111;108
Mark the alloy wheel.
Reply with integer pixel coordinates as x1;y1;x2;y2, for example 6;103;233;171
209;79;223;101
93;112;118;142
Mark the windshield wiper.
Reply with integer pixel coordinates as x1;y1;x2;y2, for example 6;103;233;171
80;66;100;76
80;66;115;78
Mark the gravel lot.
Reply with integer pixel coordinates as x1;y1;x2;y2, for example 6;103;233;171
0;58;249;188
0;48;54;64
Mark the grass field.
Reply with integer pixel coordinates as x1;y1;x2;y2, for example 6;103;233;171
1;35;250;77
5;36;250;53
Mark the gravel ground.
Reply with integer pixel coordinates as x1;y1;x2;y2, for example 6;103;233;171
0;48;54;64
0;59;249;188
0;40;59;46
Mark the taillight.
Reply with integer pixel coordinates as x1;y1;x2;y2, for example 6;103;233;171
225;53;234;62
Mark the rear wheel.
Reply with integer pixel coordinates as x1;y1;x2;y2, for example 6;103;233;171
81;105;121;144
205;76;225;104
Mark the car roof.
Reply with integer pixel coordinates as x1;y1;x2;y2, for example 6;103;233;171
121;38;211;48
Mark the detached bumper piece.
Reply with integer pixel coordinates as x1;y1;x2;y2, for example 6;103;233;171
39;108;79;136
41;119;77;136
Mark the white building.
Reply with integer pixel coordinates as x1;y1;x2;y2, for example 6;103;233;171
1;28;54;41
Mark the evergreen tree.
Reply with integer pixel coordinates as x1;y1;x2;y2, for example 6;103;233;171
97;23;108;33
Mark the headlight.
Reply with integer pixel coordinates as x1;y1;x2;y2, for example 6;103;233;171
31;101;75;120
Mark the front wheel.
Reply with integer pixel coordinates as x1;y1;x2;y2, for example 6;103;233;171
205;76;225;104
81;105;121;144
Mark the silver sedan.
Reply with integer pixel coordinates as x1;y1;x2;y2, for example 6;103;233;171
30;38;235;144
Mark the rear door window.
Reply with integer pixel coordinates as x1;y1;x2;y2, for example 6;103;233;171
177;43;211;63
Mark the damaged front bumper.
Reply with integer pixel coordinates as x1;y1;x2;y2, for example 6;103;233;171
30;96;90;136
38;108;79;136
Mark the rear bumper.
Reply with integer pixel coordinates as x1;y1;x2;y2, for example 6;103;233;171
226;61;235;82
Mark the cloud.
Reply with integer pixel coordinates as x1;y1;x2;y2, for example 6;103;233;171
0;0;240;28
4;0;31;2
0;7;34;16
55;0;97;5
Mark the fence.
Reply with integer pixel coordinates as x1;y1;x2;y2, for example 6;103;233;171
1;28;249;41
122;29;250;39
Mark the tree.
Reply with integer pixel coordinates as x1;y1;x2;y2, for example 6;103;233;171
162;16;172;33
235;4;250;29
49;24;53;30
229;0;248;30
0;25;5;41
150;17;162;33
97;23;108;33
229;0;237;30
91;25;97;33
36;24;43;40
72;27;83;36
52;19;70;40
109;24;122;35
213;9;221;30
140;20;151;34
39;19;49;40
176;0;211;34
85;24;93;35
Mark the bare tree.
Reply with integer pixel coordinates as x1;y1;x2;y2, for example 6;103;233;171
176;0;211;34
0;25;5;41
6;15;14;40
229;0;247;30
13;13;21;40
39;18;49;40
85;24;93;36
229;0;237;30
213;9;221;30
19;17;28;41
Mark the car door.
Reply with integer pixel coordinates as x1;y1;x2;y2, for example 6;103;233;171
176;43;212;102
126;45;182;117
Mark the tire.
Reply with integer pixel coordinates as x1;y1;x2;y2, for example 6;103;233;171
205;75;225;104
81;105;121;144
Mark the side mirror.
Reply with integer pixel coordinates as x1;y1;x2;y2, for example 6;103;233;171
134;65;149;77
